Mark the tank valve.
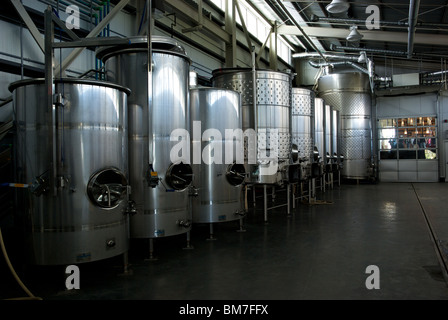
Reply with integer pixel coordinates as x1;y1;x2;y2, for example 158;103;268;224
125;200;137;215
177;220;191;228
106;239;116;248
30;175;49;196
147;170;160;188
189;186;199;197
235;210;246;217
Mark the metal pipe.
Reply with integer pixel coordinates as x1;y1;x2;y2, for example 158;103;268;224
251;46;257;134
313;14;448;29
312;15;407;27
408;0;421;59
44;6;57;196
331;44;408;57
308;60;369;74
293;52;359;61
147;0;153;165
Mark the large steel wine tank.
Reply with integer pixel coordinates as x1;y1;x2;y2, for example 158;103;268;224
211;68;293;185
9;78;130;265
189;86;245;223
291;88;315;162
314;97;326;162
332;108;342;168
291;88;315;180
96;36;193;238
325;103;333;165
318;72;372;179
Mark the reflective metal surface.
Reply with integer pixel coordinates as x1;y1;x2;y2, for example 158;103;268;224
97;36;193;238
325;104;333;165
291;88;315;162
332;108;342;166
314;97;326;162
318;72;372;179
211;68;293;184
9;78;130;265
190;87;245;223
291;88;315;180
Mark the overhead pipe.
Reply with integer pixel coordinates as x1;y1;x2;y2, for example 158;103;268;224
311;14;448;29
407;0;421;59
306;52;382;92
311;15;407;27
330;44;408;57
293;52;360;62
308;60;369;75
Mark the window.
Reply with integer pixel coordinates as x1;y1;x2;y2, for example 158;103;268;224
378;116;437;160
209;0;292;65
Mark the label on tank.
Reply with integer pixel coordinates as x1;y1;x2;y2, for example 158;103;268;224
76;252;91;262
218;215;227;221
154;229;165;237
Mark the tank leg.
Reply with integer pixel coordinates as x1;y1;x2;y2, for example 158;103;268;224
118;251;133;276
308;179;312;203
145;238;158;261
184;230;194;249
207;223;217;241
252;185;256;207
287;183;291;216
310;178;315;202
264;184;268;224
244;185;248;211
237;216;246;233
292;184;296;209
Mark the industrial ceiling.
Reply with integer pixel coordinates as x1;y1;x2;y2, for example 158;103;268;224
255;0;448;68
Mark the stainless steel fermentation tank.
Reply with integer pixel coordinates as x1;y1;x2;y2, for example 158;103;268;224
332;108;342;171
313;97;326;177
291;88;315;181
324;103;333;167
96;36;193;239
318;72;372;179
211;68;293;185
9;78;130;265
189;85;245;226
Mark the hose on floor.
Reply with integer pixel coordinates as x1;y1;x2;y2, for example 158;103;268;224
0;227;42;300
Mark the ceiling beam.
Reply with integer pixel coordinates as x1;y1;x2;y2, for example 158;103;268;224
164;0;231;44
277;25;448;47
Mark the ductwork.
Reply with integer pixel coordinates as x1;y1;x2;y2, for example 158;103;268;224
330;44;408;57
407;0;421;59
311;13;448;29
300;51;380;92
308;60;369;75
293;52;360;62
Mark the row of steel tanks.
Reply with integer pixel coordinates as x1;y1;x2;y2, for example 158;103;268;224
9;34;373;266
9;36;246;265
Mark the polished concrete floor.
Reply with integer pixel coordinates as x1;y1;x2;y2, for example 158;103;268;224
2;182;448;302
